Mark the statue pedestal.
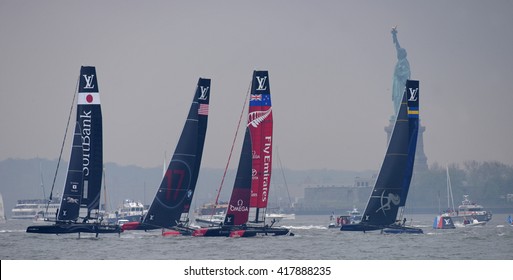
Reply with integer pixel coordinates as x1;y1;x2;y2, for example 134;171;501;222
385;118;428;172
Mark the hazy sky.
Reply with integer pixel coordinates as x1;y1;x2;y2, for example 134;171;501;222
1;0;513;171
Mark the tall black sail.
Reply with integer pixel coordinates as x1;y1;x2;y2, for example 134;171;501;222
360;88;409;226
57;122;84;221
77;66;103;215
26;66;121;235
399;80;419;206
144;78;211;228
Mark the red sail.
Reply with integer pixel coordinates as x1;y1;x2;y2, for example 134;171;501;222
248;70;272;209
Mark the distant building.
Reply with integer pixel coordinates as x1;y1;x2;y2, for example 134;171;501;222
295;176;375;214
353;175;376;188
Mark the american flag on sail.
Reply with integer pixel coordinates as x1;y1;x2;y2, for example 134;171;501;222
198;103;209;115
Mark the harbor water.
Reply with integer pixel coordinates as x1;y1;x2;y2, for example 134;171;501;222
1;214;512;260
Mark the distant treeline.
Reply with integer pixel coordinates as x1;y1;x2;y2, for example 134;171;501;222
1;158;512;218
408;161;513;209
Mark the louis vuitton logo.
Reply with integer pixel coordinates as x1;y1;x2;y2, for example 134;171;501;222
199;86;209;100
83;75;95;89
256;76;267;91
408;87;418;101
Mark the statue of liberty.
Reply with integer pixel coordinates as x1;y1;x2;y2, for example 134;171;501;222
391;26;410;116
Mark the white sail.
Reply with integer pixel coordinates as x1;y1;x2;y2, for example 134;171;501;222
0;192;6;222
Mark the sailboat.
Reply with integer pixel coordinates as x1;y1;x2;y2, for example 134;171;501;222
341;79;422;234
193;70;291;237
26;66;121;236
121;78;211;236
433;166;456;229
0;192;5;223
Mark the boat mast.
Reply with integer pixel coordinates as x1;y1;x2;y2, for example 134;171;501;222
102;167;108;213
446;165;455;212
211;85;250;219
46;77;79;215
277;149;292;210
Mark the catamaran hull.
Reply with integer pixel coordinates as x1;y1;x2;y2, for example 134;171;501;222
163;226;194;236
26;223;121;234
340;224;383;232
121;221;160;231
382;226;423;234
230;227;292;237
340;223;423;234
121;221;194;236
192;227;232;237
193;226;291;237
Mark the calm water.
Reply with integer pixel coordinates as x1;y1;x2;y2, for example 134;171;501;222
1;214;512;260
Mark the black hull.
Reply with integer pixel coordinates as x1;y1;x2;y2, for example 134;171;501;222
192;226;232;237
341;223;423;234
193;225;292;237
233;226;292;237
340;223;383;232
26;223;121;235
382;225;423;234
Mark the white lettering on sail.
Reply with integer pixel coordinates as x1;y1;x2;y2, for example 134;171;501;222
80;110;92;176
261;136;272;203
408;87;418;101
83;75;95;89
229;199;248;212
256;76;267;91
199;86;209;100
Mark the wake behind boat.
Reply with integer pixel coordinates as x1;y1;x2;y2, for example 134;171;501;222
26;66;121;236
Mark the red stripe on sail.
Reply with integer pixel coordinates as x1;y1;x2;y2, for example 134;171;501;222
198;103;209;115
